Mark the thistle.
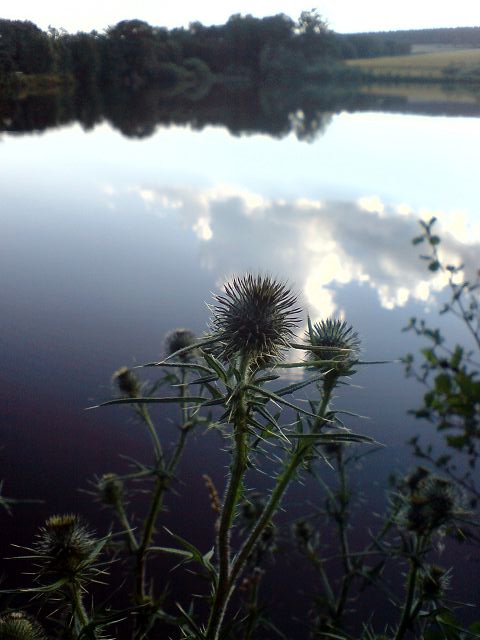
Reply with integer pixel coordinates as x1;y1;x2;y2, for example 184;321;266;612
292;519;316;552
209;274;300;364
164;328;198;360
95;473;124;508
0;612;46;640
34;514;103;583
400;471;465;534
418;565;451;601
305;318;360;376
112;366;140;398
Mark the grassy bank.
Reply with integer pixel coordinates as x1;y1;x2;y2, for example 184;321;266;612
346;48;480;83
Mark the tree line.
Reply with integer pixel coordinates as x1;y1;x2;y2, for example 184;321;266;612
356;26;480;48
0;12;411;91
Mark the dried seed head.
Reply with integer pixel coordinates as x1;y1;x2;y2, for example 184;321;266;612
305;318;360;376
0;612;47;640
96;473;124;507
418;565;451;601
240;493;266;525
164;328;198;361
399;469;465;534
35;514;101;581
210;275;300;364
202;474;221;514
403;466;430;493
112;366;140;398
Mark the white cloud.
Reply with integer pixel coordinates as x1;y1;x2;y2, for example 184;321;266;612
110;183;480;320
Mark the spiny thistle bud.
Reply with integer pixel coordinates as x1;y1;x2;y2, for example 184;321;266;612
305;318;360;376
203;474;221;514
35;514;101;582
403;466;430;493
112;366;140;398
96;473;124;508
399;470;465;535
240;493;267;525
321;440;343;457
418;565;450;601
0;612;47;640
164;328;198;361
209;274;300;364
292;519;316;552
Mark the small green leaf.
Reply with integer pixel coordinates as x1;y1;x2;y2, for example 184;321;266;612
202;352;228;384
246;384;320;419
87;396;208;409
275;374;324;397
289;432;376;445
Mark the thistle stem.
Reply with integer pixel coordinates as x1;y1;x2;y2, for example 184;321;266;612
211;384;334;639
394;538;422;640
206;356;251;640
114;500;138;552
71;583;94;638
138;405;163;463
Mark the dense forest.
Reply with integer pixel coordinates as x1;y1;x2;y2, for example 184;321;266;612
0;11;410;91
349;26;480;49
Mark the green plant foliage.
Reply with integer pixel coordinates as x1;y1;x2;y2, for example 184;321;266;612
1;272;478;639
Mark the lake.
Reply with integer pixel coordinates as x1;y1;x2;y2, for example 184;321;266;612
1;86;480;635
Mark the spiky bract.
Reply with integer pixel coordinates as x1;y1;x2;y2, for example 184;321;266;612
210;275;299;364
305;318;360;375
0;612;46;640
164;328;198;361
34;514;102;582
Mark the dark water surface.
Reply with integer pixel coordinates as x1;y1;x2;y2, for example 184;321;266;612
1;92;480;635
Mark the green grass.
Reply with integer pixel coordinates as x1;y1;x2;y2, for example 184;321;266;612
346;48;480;82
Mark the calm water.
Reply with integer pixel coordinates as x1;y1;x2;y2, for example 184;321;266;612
1;95;480;633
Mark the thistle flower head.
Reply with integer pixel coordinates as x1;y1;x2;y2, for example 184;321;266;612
209;274;300;364
292;519;316;552
34;514;102;582
304;318;360;376
95;473;124;508
0;612;46;640
164;328;198;361
399;469;466;535
112;366;140;398
418;565;451;601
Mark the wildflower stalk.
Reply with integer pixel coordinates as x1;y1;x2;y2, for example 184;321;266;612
114;499;138;553
134;370;195;607
331;447;355;623
207;355;252;640
242;574;261;640
306;546;336;615
71;583;92;637
208;384;334;640
138;404;163;464
394;537;423;640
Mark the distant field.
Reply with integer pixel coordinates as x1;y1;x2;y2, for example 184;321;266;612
346;48;480;81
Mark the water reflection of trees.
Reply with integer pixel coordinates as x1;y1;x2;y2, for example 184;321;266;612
3;81;480;140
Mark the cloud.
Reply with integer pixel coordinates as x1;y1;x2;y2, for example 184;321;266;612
109;183;480;321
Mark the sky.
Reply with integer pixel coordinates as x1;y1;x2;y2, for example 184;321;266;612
1;0;479;34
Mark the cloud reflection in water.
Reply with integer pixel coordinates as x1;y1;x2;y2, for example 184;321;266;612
108;183;479;321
